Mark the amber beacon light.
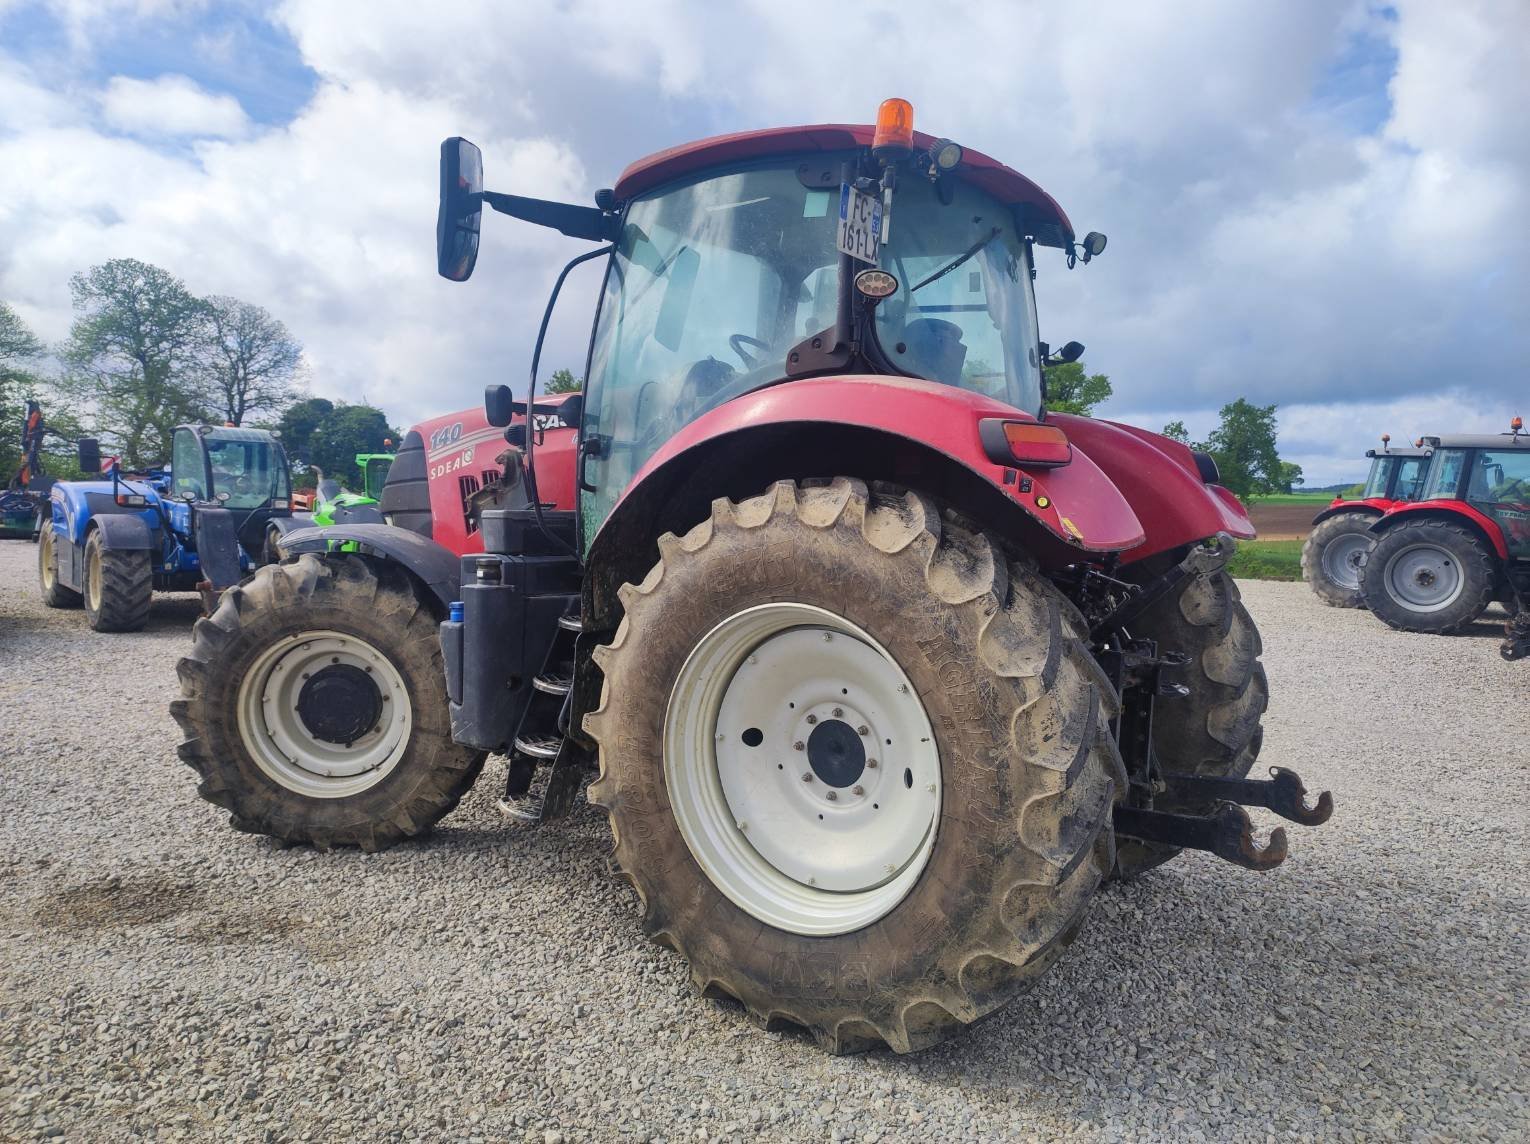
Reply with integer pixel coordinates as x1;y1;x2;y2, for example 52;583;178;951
872;98;915;156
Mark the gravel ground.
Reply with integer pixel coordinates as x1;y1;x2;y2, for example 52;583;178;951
1;537;1526;1143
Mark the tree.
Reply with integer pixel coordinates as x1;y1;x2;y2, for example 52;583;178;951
1;302;46;482
201;295;303;425
545;368;582;394
274;396;335;465
1043;361;1111;416
1201;398;1295;498
57;259;212;467
278;397;396;481
1161;420;1191;444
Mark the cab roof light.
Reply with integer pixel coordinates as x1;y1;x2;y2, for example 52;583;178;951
1513;416;1524;436
978;418;1072;468
872;98;915;157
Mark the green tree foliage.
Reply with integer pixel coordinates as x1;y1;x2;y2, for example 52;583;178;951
545;368;582;394
1161;420;1191;444
57;259;212;467
1157;403;1302;497
278;397;396;483
1043;361;1112;416
201;296;303;425
1;302;46;482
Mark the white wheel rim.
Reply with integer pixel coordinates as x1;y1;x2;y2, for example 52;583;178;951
40;532;55;591
86;543;102;612
1385;543;1464;612
235;628;413;798
664;603;941;937
1322;533;1371;590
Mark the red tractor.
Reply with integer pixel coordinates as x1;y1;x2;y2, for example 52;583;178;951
1302;434;1431;608
1359;421;1529;654
173;101;1331;1053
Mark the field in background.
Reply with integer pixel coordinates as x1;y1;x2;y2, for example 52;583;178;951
1229;538;1303;581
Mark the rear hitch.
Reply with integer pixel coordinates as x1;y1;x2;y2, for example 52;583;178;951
1113;802;1288;871
1113;767;1334;871
1091;533;1234;641
1502;610;1529;662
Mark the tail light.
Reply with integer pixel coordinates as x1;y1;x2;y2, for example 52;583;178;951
114;493;146;507
978;419;1072;467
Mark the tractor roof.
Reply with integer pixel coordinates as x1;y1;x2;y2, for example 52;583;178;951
1422;433;1530;450
1365;446;1430;458
613;124;1075;248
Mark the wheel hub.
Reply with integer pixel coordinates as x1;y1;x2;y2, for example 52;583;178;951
806;718;866;787
1321;533;1371;591
1385;543;1463;612
295;664;383;745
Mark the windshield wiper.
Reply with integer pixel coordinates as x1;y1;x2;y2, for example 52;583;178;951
911;227;1002;293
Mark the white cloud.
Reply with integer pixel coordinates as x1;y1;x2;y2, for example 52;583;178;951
99;73;250;137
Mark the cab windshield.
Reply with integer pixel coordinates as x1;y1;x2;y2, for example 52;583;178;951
1360;457;1390;499
205;431;286;510
583;157;1043;540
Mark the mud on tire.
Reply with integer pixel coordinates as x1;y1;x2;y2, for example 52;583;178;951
1112;555;1269;879
83;528;152;632
584;478;1127;1054
171;553;486;851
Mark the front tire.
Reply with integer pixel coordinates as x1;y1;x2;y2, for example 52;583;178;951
1360;519;1496;634
170;554;487;851
1301;512;1376;608
38;527;82;608
585;479;1125;1054
83;529;152;631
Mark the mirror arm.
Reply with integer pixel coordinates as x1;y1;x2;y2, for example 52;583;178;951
480;191;619;242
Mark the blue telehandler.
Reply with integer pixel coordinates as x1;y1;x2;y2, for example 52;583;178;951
39;424;300;631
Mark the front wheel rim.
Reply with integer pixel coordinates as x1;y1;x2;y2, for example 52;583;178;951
235;628;413;798
664;603;941;938
86;544;102;612
40;532;55;591
1384;543;1464;612
1322;533;1371;590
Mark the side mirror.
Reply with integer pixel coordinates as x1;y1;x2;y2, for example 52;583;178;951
1044;340;1085;367
77;437;101;474
437;137;484;282
485;384;515;427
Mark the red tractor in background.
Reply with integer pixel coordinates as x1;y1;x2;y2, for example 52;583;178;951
1357;421;1529;658
174;100;1332;1054
1302;434;1431;608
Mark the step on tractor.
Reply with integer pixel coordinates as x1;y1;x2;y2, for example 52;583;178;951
1357;420;1529;657
173;101;1333;1054
1302;435;1431;608
41;424;298;631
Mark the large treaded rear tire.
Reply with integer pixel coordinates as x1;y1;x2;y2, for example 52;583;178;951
584;479;1126;1054
83;528;152;632
1112;556;1269;879
1301;512;1376;608
170;554;486;851
38;527;81;608
1359;518;1497;634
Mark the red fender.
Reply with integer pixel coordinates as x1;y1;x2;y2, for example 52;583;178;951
1372;499;1510;559
1311;498;1393;526
1047;414;1256;564
615;376;1145;554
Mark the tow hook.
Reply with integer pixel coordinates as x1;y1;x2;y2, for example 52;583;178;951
1113;766;1334;871
1502;611;1529;662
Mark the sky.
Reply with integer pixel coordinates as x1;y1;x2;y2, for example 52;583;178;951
0;0;1525;485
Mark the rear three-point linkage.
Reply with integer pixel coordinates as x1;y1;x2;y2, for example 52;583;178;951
1085;534;1334;870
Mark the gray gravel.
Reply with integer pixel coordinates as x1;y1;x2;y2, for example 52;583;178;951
1;536;1526;1142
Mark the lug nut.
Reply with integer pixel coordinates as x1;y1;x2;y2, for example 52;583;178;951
866;758;878;769
825;791;838;801
852;785;864;796
794;740;805;751
833;707;843;717
805;714;818;725
802;772;813;782
857;725;868;735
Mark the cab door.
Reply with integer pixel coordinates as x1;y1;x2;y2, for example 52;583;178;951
1469;448;1530;558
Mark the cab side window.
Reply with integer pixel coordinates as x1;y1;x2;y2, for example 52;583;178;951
171;430;206;501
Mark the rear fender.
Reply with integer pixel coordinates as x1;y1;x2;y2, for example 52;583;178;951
278;523;463;611
1370;501;1510;560
584;377;1145;629
1311;501;1387;527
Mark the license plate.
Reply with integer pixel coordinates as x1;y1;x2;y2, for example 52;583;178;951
836;183;882;264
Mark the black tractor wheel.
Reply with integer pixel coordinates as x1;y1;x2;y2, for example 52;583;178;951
1301;512;1376;608
1112;553;1269;879
82;529;152;632
585;479;1125;1054
1359;518;1497;634
38;527;82;608
171;554;487;851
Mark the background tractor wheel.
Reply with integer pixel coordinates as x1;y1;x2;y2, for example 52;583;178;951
82;528;152;631
1301;513;1376;608
585;479;1125;1054
171;554;486;851
1360;519;1497;634
1112;553;1269;879
38;527;81;608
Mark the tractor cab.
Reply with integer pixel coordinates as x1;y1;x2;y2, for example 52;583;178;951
1357;441;1431;503
168;425;293;558
1417;425;1530;559
356;449;395;501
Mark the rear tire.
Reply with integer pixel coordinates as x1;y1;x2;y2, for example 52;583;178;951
171;554;487;851
1301;512;1376;608
585;479;1125;1054
83;529;152;631
1112;556;1269;879
1360;519;1496;634
38;527;82;608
